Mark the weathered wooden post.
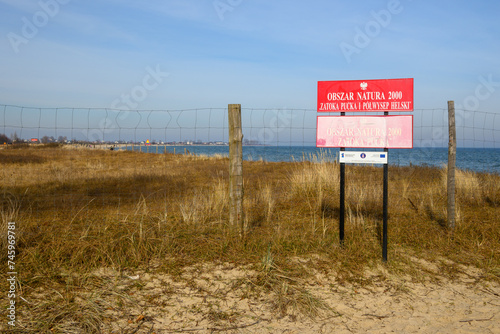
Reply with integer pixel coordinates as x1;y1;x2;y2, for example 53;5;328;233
228;104;243;234
447;101;456;233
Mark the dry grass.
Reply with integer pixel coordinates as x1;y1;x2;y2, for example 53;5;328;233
0;146;499;331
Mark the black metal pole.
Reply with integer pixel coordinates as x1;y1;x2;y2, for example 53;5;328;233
383;111;389;262
340;112;345;246
382;151;388;261
340;158;345;245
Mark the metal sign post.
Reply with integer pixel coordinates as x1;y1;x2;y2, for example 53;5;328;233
383;111;389;262
339;112;345;246
316;78;414;261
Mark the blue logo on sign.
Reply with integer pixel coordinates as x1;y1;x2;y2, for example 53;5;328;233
360;153;366;159
341;153;344;158
380;154;386;158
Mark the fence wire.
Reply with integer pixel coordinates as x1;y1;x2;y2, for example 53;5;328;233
2;104;498;163
1;105;499;174
1;105;499;146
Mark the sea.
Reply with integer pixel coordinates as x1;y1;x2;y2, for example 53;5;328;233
123;146;500;174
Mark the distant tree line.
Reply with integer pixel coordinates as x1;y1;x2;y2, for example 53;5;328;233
0;133;10;144
0;133;69;144
0;132;21;144
40;136;68;144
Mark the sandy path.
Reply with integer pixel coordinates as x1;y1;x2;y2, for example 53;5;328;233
95;263;499;334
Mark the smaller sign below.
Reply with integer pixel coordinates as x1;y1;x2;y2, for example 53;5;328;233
317;115;413;149
339;151;388;164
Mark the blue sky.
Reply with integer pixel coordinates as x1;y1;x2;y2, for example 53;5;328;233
0;0;499;144
1;0;499;109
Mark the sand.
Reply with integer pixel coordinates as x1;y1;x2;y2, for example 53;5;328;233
84;262;500;334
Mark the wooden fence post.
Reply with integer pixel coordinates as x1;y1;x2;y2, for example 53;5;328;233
447;101;456;233
228;104;243;234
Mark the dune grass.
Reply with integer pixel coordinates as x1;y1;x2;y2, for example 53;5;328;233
0;145;499;331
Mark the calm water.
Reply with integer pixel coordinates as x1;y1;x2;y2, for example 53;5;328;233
124;145;500;174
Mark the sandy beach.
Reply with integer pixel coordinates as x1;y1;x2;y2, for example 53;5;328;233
73;261;500;334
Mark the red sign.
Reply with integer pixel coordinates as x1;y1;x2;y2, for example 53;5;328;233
317;115;413;149
317;78;414;112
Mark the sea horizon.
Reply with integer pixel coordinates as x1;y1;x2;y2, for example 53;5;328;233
121;145;500;174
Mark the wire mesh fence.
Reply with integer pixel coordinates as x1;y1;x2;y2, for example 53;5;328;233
2;104;499;162
1;104;499;224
